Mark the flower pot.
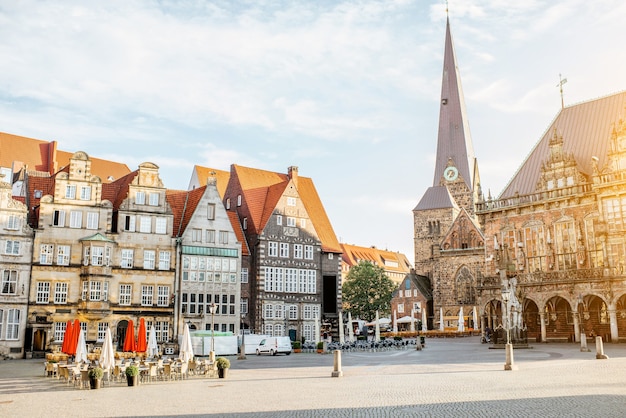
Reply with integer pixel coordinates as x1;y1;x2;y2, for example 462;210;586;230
293;348;301;353
127;375;138;386
218;368;228;379
317;349;324;354
90;378;102;390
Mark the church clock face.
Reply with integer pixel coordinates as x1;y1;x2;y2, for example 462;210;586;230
444;166;459;181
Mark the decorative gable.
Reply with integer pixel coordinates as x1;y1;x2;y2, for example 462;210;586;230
440;208;484;251
536;129;588;192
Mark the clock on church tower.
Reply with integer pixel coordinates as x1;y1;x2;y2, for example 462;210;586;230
443;166;458;181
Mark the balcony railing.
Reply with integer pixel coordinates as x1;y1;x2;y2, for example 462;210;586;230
476;183;593;213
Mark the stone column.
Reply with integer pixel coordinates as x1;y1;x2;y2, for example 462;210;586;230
573;312;580;343
609;309;619;343
539;312;547;343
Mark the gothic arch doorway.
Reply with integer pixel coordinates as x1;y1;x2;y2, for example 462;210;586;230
117;320;128;351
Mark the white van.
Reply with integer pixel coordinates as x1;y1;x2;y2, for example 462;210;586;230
256;337;292;356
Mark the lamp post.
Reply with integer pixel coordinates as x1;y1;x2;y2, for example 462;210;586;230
238;313;247;360
209;303;216;363
501;286;517;371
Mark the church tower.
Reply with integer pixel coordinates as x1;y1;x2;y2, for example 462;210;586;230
413;16;485;330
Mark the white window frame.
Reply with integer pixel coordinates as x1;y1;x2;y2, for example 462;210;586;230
143;250;156;270
36;282;50;304
276;215;282;225
207;204;215;220
53;210;65;227
124;215;136;232
86;212;99;230
40;244;54;264
287;217;296;227
5;240;20;255
54;282;68;304
240;268;248;283
1;270;17;295
121;249;134;269
119;284;132;305
206;230;215;243
80;186;91;200
141;285;154;306
139;216;151;233
157;286;169;307
7;215;19;230
149;192;159;206
279;243;289;258
219;231;228;244
294;244;303;259
304;245;313;260
65;185;76;199
6;309;20;340
158;251;170;270
69;211;82;228
57;245;70;265
155;217;167;234
287;197;296;206
136;191;146;205
268;242;278;257
97;322;108;342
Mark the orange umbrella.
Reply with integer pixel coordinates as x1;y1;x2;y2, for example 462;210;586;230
136;318;147;353
69;319;80;356
123;320;136;352
61;320;73;354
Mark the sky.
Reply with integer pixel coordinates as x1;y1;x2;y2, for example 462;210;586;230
1;0;625;262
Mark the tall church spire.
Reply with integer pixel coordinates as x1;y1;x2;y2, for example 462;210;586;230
432;17;476;191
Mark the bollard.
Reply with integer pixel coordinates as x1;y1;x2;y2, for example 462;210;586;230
595;336;609;359
579;332;590;352
331;350;343;377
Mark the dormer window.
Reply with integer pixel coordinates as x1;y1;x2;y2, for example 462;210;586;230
136;191;146;205
65;185;76;199
149;192;159;206
80;186;91;200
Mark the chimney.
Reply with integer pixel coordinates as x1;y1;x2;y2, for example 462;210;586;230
288;166;298;187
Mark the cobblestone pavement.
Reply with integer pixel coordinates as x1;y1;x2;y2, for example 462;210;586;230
1;337;626;417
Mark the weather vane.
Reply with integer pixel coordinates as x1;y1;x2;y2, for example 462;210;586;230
557;74;567;110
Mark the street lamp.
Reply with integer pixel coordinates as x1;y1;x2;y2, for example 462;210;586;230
209;303;217;363
501;286;517;371
238;313;247;360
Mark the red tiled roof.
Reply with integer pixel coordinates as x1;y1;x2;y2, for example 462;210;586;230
232;164;341;253
102;170;139;209
166;187;205;238
192;165;230;197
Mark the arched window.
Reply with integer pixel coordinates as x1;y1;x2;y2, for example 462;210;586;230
455;266;475;304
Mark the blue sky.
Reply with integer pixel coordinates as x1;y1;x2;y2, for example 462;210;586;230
1;0;625;261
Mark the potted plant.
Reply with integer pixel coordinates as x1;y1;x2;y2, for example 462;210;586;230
216;357;230;379
292;341;301;353
316;341;324;354
88;367;104;389
125;365;139;386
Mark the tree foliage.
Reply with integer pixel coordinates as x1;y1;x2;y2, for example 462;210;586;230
342;261;396;321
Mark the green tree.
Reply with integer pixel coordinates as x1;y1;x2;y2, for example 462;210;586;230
342;261;396;321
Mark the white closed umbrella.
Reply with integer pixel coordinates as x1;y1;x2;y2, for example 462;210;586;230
348;312;354;342
375;310;381;342
458;307;465;332
410;309;415;332
148;326;159;357
422;307;428;331
338;311;345;345
179;323;194;363
75;329;88;364
314;317;320;345
98;327;115;373
439;307;444;331
392;310;398;333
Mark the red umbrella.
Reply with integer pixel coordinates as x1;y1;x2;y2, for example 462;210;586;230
123;320;136;352
69;319;80;356
136;318;147;353
61;320;73;354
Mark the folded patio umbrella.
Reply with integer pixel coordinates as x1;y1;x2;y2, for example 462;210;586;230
61;320;73;354
123;320;136;352
136;318;147;353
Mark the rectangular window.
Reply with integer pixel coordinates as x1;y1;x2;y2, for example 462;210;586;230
80;186;91;200
91;247;104;266
264;304;274;319
141;285;154;306
139;216;151;233
119;284;132;305
136;191;146;205
294;244;303;259
54;282;68;304
307;270;316;293
285;268;297;293
97;322;108;342
82;281;88;300
36;282;50;304
241;298;248;314
69;211;82;228
287;197;296;206
279;243;289;258
5;240;20;255
149;192;159;206
157;286;169;306
158;251;170;270
243;217;247;229
53;210;65;227
40;244;54;264
300;219;306;228
276;215;282;225
237;195;242;206
304;245;313;260
57;245;70;265
121;249;134;268
124;215;136;232
298;270;307;293
268;242;278;257
207;204;215;220
241;268;248;283
54;322;66;343
289;305;298;320
90;281;101;301
192;229;202;242
155;217;167;234
287;217;296;227
65;185;76;199
86;212;99;229
206;230;215;243
219;231;228;244
144;250;155;269
303;305;312;320
7;215;19;230
1;270;17;294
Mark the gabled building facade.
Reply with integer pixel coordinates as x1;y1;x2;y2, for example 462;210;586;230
222;164;342;342
0;175;33;358
167;174;246;338
25;153;176;355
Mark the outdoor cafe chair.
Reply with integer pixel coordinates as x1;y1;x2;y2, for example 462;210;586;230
79;370;90;389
